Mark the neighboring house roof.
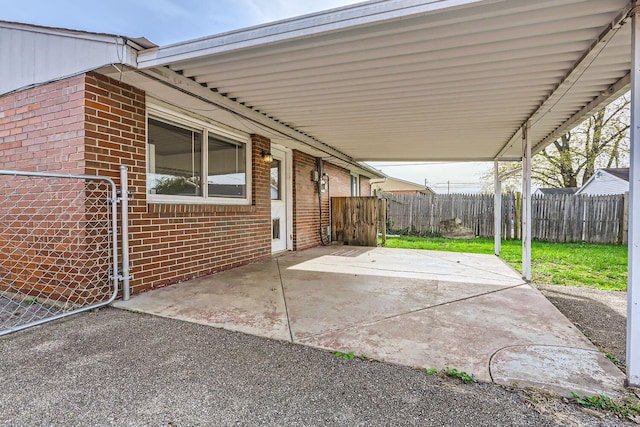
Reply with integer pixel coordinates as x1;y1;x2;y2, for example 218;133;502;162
575;168;630;195
534;187;578;196
372;176;435;195
601;168;630;182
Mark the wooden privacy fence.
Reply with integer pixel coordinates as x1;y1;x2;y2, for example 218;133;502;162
385;193;495;238
532;193;626;243
331;196;380;246
385;192;628;244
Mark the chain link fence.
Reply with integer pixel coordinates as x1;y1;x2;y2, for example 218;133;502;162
0;171;119;335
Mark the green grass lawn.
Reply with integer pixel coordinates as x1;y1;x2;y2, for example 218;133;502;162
383;236;628;291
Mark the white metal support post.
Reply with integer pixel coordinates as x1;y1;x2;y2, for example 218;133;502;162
494;160;501;256
627;5;640;387
521;121;532;281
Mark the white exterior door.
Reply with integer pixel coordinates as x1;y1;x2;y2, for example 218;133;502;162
270;147;288;253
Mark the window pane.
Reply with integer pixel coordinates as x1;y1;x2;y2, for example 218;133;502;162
270;159;281;200
208;135;246;198
147;118;202;196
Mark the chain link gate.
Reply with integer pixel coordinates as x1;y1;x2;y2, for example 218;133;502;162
0;170;122;335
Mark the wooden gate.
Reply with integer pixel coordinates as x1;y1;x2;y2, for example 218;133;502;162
331;197;380;246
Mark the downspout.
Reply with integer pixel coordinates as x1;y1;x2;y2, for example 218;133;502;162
369;177;387;196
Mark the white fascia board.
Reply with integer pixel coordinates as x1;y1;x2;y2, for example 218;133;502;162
326;158;385;179
137;0;490;68
353;162;385;179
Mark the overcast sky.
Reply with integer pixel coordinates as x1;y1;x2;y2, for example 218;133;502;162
2;0;367;44
2;0;493;193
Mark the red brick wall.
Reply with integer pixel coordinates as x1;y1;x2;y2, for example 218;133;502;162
83;72;272;294
360;178;371;196
322;163;371;198
292;150;320;250
291;150;366;249
324;162;352;197
0;76;86;173
0;72;272;296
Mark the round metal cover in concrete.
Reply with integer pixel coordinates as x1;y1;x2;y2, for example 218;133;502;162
490;345;626;398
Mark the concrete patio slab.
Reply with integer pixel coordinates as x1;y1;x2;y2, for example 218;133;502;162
114;246;626;397
491;345;626;398
115;260;290;341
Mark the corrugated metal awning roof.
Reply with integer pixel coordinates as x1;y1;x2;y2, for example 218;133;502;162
136;0;634;162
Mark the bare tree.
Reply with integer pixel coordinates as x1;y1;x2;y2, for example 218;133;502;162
481;161;523;193
537;94;630;187
482;93;630;191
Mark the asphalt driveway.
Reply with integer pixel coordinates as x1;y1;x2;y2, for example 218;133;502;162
0;308;564;427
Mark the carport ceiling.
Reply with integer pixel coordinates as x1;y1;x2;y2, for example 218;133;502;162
137;0;633;162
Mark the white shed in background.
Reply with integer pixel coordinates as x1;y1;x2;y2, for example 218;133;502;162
576;168;630;195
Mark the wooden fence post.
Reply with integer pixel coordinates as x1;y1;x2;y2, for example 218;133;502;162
515;192;522;240
380;198;387;246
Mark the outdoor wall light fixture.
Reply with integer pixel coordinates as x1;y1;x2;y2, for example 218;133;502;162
261;149;273;163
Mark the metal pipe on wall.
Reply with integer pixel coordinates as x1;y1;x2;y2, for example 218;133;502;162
120;165;131;301
325;173;331;242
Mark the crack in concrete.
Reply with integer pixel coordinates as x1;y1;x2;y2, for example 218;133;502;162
294;282;529;342
277;258;294;343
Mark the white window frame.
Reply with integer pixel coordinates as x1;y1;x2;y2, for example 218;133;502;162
146;104;252;205
351;173;360;196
